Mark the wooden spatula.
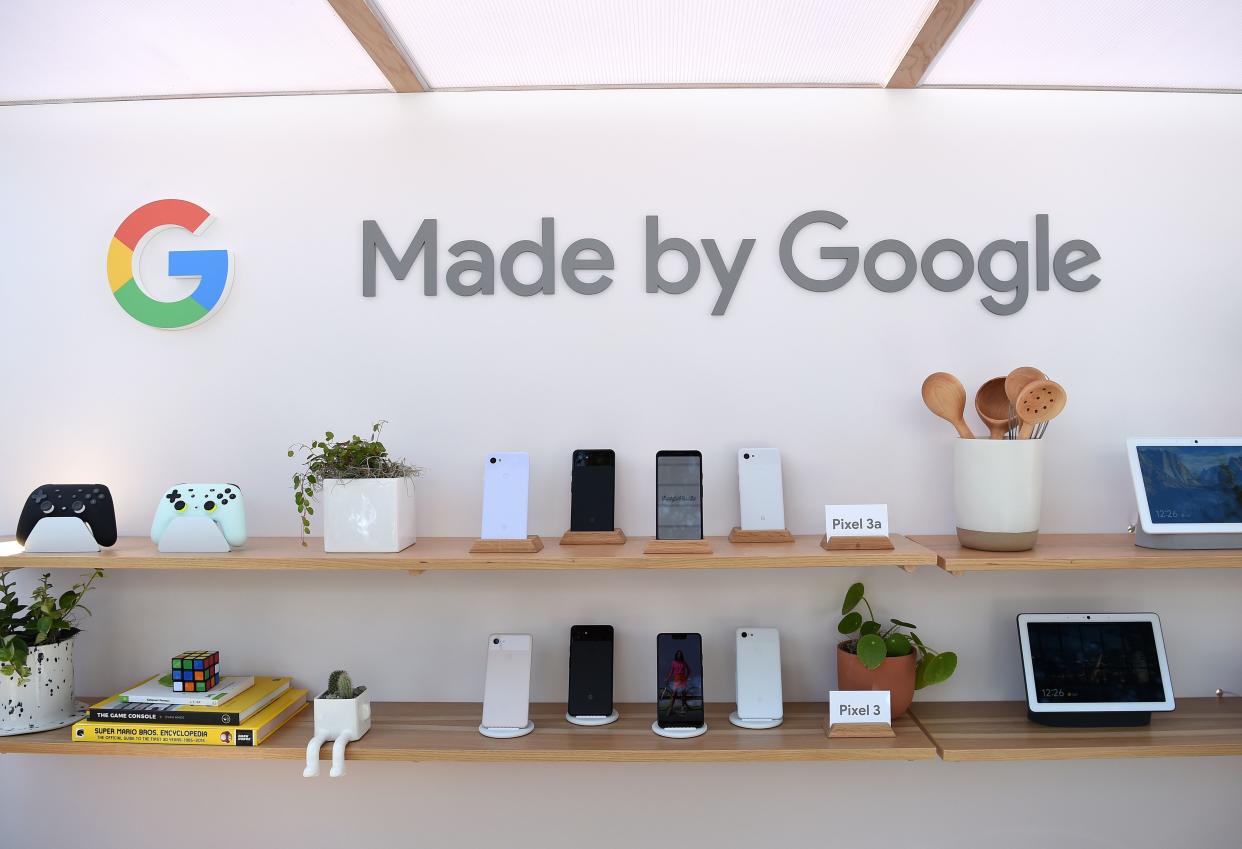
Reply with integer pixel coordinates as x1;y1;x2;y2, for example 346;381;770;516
922;372;974;439
1015;380;1067;439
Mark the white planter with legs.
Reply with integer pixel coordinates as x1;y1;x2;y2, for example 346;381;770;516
304;690;372;778
323;478;416;553
0;635;83;736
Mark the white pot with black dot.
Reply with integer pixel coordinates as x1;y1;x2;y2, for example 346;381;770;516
0;635;85;735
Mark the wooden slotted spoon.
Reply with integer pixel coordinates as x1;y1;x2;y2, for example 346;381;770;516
1015;379;1067;439
921;372;974;439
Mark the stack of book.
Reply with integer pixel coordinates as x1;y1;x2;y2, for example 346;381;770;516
72;674;307;747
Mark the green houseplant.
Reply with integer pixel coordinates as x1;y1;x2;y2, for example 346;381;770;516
835;582;957;717
0;569;104;734
288;421;423;551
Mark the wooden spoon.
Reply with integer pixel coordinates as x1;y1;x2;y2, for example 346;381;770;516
1004;366;1045;409
974;376;1013;439
1015;379;1067;439
922;372;974;439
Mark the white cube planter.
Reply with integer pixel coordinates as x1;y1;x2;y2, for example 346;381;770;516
323;478;416;553
304;690;372;778
0;635;83;735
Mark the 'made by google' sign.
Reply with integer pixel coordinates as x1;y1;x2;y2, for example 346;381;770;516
363;212;1100;316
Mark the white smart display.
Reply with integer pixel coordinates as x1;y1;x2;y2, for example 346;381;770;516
1017;613;1174;716
1127;437;1242;535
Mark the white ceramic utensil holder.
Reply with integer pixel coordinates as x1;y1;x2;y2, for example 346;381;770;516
323;478;416;553
953;438;1044;552
304;690;372;778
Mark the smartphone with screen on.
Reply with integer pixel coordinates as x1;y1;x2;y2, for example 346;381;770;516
657;632;704;729
568;625;614;719
570;450;616;533
655;450;703;540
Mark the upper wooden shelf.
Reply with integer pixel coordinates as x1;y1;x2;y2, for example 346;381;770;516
909;698;1242;761
909;534;1242;574
0;701;935;762
0;534;935;572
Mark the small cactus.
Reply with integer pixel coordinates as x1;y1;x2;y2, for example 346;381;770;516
324;669;365;699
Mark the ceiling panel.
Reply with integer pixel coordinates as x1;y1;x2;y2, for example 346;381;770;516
0;0;391;103
924;0;1242;90
373;0;938;89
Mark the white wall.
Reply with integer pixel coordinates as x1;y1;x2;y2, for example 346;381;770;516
2;89;1241;848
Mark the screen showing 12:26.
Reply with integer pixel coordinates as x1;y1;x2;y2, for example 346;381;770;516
1028;622;1166;704
1136;445;1242;524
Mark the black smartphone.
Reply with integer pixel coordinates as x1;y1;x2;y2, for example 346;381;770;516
655;450;703;540
657;633;704;728
570;449;615;533
568;625;615;718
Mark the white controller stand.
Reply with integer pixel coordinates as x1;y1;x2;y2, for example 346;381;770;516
651;721;707;739
566;709;620;727
479;721;535;739
728;711;782;730
22;517;100;553
157;516;232;553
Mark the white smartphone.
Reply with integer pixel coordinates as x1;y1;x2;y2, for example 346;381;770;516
482;633;533;729
481;452;530;540
735;627;783;722
738;448;786;531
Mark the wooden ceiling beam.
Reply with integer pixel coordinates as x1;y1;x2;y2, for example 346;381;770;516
887;0;976;89
327;0;425;93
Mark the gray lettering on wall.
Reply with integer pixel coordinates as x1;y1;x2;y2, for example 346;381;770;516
361;212;1100;316
645;216;700;295
779;210;858;292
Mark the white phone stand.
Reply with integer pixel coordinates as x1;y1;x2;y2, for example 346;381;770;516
728;711;782;730
651;721;707;739
479;721;535;739
22;518;100;553
566;709;620;727
157;516;231;553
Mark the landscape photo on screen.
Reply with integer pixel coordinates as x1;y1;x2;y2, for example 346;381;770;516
1137;445;1242;524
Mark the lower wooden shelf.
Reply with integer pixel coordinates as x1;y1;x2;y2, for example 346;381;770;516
0;701;935;762
909;698;1242;761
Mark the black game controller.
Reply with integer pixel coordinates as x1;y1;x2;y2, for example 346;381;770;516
16;485;118;547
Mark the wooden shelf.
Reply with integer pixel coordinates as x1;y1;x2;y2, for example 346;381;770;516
0;534;936;573
0;702;935;762
909;534;1242;574
909;698;1242;761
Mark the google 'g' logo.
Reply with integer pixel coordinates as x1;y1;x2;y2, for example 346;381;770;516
106;199;234;329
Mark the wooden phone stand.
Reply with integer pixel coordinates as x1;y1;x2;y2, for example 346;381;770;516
644;538;713;554
559;529;627;545
820;535;894;552
728;528;795;544
469;535;544;554
827;721;895;739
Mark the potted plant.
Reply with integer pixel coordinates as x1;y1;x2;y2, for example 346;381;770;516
0;569;103;735
289;421;423;552
835;582;956;718
304;670;371;778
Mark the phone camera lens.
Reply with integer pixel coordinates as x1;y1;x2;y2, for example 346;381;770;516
493;637;500;644
743;453;750;460
489;457;497;464
741;632;748;638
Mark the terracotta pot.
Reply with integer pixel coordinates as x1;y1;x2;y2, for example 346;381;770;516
835;643;917;718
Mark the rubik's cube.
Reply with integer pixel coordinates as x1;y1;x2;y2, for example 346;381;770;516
171;650;221;692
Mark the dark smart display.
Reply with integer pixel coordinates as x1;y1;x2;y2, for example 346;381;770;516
656;632;704;728
655;451;703;540
1028;621;1166;704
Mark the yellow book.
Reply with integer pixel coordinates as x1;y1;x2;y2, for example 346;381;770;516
72;689;307;746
